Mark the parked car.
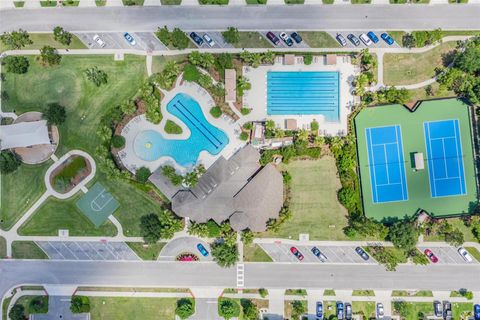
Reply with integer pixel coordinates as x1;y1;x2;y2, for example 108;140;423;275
196;243;209;256
123;32;136;46
290;246;304;261
316;302;323;319
279;32;294;46
434;301;443;317
93;34;106;48
381;32;395;45
474;304;480;320
203;33;216;47
355;247;370;261
336;302;344;320
189;32;204;46
376;303;384;319
311;247;327;262
367;31;379;43
424;249;438;263
347;34;360;46
336;33;347;47
458;247;473;262
266;31;280;46
290;32;303;44
443;301;452;320
359;33;373;46
345;303;352;320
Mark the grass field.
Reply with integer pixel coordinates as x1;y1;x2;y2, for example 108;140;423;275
243;244;273;262
126;242;166;260
352;290;375;296
151;55;187;74
392;290;433;297
161;0;181;4
0;160;51;230
324;289;336;296
261;157;350;240
0;33;86;52
15;295;48;315
424;217;477;242
89;297;177;320
352;301;376;319
383;41;457;85
164;120;183;134
284;300;307;319
0;237;6;258
40;1;57;7
405;82;456;105
12;241;48;259
465;247;480;261
453;302;474;319
14;1;25;7
52;156;87;192
298;32;340;48
393;302;434;319
234;32;273;48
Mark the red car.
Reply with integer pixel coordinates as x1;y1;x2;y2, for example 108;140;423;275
290;246;304;261
424;249;438;263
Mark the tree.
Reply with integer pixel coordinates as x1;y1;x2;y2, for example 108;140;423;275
155;26;171;45
70;296;90;313
236;76;251;96
445;228;464;246
0;29;32;49
304;53;313;65
388;221;418;252
136;166;151;183
310;120;319;132
84;66;108;87
8;305;26;320
241;230;254;245
120;99;136;115
176;298;195;319
171;28;189;49
188;51;215;69
241;299;259;320
402;33;416;48
111;135;126;149
291;300;307;319
29;297;47;313
210;106;222;118
222;27;240;44
211;241;238;267
259;288;268;298
43;103;66;125
3;56;29;74
215;53;233;70
183;63;200;82
393;301;409;317
140;213;163;243
218;298;240;320
39;46;62;66
53;26;72;46
454;39;480;74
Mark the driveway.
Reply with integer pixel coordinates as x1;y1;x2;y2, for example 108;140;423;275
259;31;310;49
31;296;89;320
327;30;401;49
36;241;139;261
260;243;376;264
190;298;223;320
158;236;212;261
76;32;167;51
418;246;478;265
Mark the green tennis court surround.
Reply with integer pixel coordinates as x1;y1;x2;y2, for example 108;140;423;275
76;182;120;227
355;99;478;221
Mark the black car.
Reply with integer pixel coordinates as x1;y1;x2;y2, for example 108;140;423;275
189;32;204;46
266;31;280;46
347;33;360;46
345;303;352;320
443;301;452;320
290;32;303;44
355;247;370;261
434;301;443;317
311;247;327;262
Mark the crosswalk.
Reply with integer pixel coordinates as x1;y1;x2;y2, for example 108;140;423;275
236;263;244;288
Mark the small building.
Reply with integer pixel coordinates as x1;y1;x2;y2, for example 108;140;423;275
326;54;337;65
414;152;425;170
225;69;236;103
284;54;295;66
0;120;50;150
285;119;298;131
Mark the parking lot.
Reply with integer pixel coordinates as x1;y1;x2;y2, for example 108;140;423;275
259;243;376;264
76;32;167;51
36;241;139;261
189;31;234;49
259;31;310;49
327;31;401;49
418;246;478;265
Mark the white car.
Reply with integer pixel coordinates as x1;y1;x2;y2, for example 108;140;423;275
458;247;473;262
359;33;373;46
203;33;215;47
93;34;106;48
279;32;293;46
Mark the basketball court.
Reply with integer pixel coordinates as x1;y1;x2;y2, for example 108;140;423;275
76;182;119;227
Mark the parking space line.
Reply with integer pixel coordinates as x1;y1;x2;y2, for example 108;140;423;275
62;242;80;260
74;242;93;260
47;242;68;260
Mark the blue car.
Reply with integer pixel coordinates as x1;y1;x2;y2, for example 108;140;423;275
316;302;323;319
474;304;480;320
367;31;379;44
124;32;136;46
196;243;209;257
336;302;344;320
381;32;395;45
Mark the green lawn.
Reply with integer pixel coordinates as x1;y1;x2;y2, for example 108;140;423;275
15;295;48;315
0;237;6;258
52;156;87;192
298;32;340;48
62;0;80;6
393;302;434;319
424;217;477;242
89;297;177;320
151;55;187;74
352;301;376;320
392;290;433;297
351;0;371;3
387;31;406;46
164;120;183;134
383;41;457;85
390;0;407;3
122;0;145;5
126;242;166;260
18;195;117;236
161;0;181;3
323;301;337;318
95;0;107;5
465;247;480;261
352;290;375;296
453;302;474;319
12;241;48;259
14;1;25;7
285;289;307;296
411;0;429;3
233;32;273;49
324;289;335;296
284;0;304;3
0;33;86;52
40;0;57;6
0;161;51;230
405;82;456;105
246;0;267;3
284;300;307;319
261;157;351;240
243;244;273;262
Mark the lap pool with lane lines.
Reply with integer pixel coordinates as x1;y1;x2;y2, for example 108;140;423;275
133;93;229;167
267;71;340;121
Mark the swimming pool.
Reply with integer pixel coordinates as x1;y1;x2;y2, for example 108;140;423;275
267;71;340;121
133;93;229;167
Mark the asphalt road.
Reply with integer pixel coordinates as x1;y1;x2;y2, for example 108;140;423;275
1;260;479;298
1;5;480;33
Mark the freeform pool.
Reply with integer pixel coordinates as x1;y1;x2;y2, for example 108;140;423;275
133;93;229;167
267;71;340;121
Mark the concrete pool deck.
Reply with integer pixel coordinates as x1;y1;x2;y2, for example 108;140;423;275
242;55;358;136
119;76;245;174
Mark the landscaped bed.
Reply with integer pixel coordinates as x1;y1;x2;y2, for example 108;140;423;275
50;155;91;193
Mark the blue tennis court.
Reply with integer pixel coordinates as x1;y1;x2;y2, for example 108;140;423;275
424;119;467;198
267;71;340;121
365;125;408;204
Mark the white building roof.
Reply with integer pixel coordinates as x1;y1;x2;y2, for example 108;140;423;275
0;120;50;150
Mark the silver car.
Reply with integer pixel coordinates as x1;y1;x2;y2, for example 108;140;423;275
93;34;106;48
376;303;384;319
203;33;215;47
